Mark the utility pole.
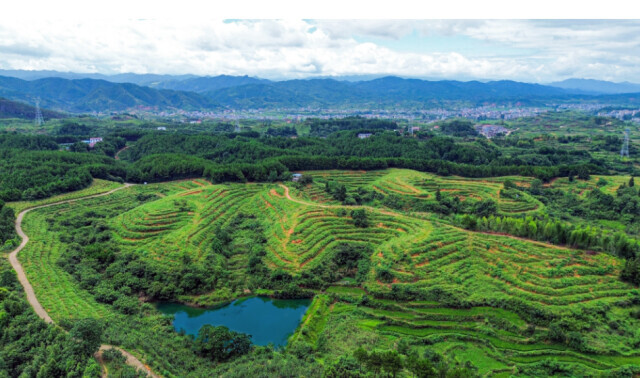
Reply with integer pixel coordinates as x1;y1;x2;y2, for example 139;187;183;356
621;128;630;158
34;98;44;126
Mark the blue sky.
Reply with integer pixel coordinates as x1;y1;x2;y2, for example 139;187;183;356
0;19;639;83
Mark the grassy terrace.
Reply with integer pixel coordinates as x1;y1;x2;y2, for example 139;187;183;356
7;178;123;213
12;169;640;376
298;169;543;215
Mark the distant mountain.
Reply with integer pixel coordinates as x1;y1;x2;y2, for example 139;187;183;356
0;97;65;119
0;70;197;86
549;78;640;94
150;75;270;93
207;76;571;108
3;72;640;112
0;76;218;112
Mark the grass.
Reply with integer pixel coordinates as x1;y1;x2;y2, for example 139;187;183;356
7;179;124;213
18;204;114;321
13;169;640;375
298;168;543;215
325;286;367;296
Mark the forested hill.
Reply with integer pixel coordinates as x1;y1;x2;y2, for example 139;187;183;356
0;76;219;112
5;74;640;112
0;97;65;119
206;77;571;108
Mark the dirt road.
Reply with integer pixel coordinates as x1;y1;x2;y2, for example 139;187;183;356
114;145;130;160
7;183;159;377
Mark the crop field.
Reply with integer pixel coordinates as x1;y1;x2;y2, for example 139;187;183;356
544;174;632;198
298;169;543;215
14;169;640;375
111;181;265;280
7;178;123;213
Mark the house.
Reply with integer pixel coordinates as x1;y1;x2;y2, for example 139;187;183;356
476;125;509;139
157;127;167;131
357;133;373;139
292;173;303;182
81;137;103;148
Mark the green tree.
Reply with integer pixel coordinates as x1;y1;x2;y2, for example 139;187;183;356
351;209;369;228
381;350;403;377
323;355;365;378
195;325;251;362
69;318;103;356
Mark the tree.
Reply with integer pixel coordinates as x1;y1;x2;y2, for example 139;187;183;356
548;322;565;343
267;169;278;182
406;354;437;378
530;179;543;195
353;347;369;372
69;318;103;356
350;209;369;228
323;355;365;378
630;176;635;187
577;166;590;180
381;350;403;377
472;199;497;217
195;325;251;362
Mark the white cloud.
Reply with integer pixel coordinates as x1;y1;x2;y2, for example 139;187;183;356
0;19;639;82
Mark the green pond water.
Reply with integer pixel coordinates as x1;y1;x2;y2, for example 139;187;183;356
156;296;311;346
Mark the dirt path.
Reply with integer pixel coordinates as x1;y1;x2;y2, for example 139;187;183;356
114;145;130;160
97;345;159;378
7;183;159;378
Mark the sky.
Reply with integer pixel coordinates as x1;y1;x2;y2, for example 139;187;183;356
1;19;640;83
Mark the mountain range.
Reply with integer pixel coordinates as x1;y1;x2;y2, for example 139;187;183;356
1;70;640;113
0;76;218;112
548;79;640;95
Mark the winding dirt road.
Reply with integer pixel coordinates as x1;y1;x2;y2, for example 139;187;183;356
114;145;130;160
7;183;159;378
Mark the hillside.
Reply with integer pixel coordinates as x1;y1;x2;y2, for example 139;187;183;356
207;76;572;108
0;97;66;119
150;74;270;92
0;76;219;112
550;78;640;94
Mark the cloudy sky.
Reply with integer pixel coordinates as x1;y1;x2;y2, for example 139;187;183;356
1;19;639;83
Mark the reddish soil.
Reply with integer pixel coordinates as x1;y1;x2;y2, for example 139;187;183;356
291;239;303;244
179;190;202;197
543;177;562;187
270;189;283;198
393;180;422;194
114;145;130;160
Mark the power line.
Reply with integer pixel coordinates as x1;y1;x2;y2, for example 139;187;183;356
34;98;44;126
621;128;630;158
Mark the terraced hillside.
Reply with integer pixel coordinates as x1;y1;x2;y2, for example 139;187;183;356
298;169;543;215
11;170;640;376
544;174;632;198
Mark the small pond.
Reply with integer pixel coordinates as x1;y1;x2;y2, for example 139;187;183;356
156;296;311;347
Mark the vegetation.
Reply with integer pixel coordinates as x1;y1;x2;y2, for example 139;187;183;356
3;111;640;376
0;260;101;377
